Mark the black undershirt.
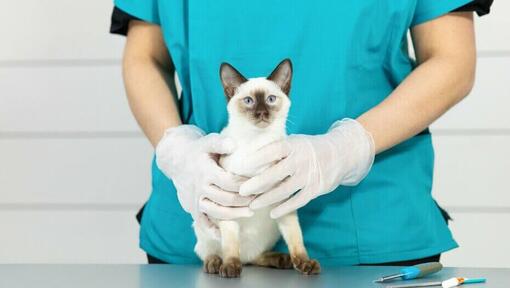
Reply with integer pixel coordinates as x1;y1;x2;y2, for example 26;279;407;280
110;0;493;36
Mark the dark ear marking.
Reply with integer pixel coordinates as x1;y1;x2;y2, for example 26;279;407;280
220;62;248;101
267;58;292;96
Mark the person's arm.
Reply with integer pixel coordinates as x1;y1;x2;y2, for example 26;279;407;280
239;12;476;219
357;12;476;153
123;20;253;230
121;20;254;233
122;20;181;147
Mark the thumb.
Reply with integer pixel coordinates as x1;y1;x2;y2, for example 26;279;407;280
201;133;236;155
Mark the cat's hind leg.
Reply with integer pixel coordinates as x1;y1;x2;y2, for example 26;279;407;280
277;211;321;275
252;251;293;269
218;220;242;278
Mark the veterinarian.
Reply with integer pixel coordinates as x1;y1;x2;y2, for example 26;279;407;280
110;0;492;265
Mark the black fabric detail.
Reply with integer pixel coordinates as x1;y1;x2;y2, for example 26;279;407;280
359;254;441;266
435;201;453;224
147;254;169;264
110;6;140;36
135;204;146;224
452;0;493;16
418;128;430;136
361;254;441;266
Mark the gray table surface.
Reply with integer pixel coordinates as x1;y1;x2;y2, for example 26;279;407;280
0;265;507;288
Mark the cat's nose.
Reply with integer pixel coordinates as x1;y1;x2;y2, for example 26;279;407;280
256;111;269;118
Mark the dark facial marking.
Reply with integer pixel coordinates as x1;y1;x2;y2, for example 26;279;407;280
254;90;270;121
236;89;283;128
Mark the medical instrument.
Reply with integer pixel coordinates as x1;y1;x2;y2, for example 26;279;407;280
387;277;487;288
374;262;443;283
442;277;486;288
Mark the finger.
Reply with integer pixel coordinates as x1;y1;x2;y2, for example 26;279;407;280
204;185;254;207
201;133;236;155
249;177;301;210
242;141;291;171
239;159;293;196
270;186;313;219
195;213;220;239
199;198;254;220
210;167;246;192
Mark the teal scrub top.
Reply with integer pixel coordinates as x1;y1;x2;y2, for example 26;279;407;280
115;0;471;265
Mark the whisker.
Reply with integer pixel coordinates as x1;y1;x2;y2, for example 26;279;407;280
285;115;297;125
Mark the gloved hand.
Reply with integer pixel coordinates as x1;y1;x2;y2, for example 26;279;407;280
156;125;254;237
239;119;375;219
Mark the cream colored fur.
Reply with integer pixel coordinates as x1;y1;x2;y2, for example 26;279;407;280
193;77;306;264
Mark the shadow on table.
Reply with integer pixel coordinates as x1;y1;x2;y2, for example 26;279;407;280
138;265;321;288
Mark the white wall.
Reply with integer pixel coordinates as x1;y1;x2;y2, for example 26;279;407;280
0;1;509;266
0;0;150;264
430;2;510;268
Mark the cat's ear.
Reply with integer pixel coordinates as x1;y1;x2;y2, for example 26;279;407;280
220;62;248;100
267;58;292;96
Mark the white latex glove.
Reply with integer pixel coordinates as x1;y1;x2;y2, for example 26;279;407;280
156;125;254;237
239;119;375;219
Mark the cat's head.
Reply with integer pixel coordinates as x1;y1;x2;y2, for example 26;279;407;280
220;59;292;129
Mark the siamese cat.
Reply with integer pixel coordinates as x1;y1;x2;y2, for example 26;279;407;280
193;59;320;278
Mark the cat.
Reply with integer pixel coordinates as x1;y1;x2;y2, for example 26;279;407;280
193;59;321;278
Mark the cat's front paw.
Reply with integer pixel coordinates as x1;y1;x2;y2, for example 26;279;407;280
203;255;223;274
219;258;242;278
291;255;321;275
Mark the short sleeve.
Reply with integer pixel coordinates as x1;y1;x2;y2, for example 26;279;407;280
113;0;160;25
411;0;474;27
452;0;493;16
110;7;140;36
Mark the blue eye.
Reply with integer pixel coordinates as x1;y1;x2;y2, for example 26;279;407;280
243;97;254;105
267;95;277;103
